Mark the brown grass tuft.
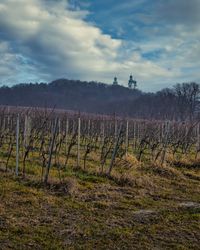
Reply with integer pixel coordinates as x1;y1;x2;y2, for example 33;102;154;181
112;171;136;186
62;177;78;195
141;162;184;179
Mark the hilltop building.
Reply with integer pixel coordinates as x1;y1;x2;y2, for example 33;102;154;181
112;75;137;89
128;75;137;89
113;76;118;85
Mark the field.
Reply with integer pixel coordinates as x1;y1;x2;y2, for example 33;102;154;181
0;106;200;249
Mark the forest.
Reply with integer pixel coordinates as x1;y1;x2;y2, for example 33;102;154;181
0;79;199;121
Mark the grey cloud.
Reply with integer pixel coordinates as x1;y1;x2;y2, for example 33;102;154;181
156;0;200;26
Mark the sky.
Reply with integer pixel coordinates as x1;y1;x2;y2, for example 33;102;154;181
0;0;200;91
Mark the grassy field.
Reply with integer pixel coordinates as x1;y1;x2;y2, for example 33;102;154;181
0;157;200;250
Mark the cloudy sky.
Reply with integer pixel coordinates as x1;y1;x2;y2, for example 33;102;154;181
0;0;200;91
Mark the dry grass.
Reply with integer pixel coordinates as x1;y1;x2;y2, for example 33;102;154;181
0;155;200;249
141;162;185;179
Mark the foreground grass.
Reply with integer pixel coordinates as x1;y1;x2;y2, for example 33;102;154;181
0;162;200;249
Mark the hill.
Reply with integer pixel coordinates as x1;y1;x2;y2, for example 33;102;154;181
0;80;199;120
0;79;142;116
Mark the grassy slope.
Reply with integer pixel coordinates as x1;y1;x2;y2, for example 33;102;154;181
0;163;200;250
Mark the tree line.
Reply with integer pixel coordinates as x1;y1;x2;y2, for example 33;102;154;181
0;79;199;121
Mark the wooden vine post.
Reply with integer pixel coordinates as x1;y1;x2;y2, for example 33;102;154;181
125;120;129;156
65;119;69;154
107;125;123;177
15;114;20;176
77;117;81;168
44;117;58;184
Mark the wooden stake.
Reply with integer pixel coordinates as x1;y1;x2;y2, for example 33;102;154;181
65;119;69;154
77;117;81;167
125;120;129;156
16;114;19;176
44;118;58;184
107;125;122;176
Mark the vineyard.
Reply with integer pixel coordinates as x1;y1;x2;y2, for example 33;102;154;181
1;106;200;249
1;106;200;183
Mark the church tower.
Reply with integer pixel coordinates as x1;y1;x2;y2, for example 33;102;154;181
128;75;137;89
113;76;118;85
